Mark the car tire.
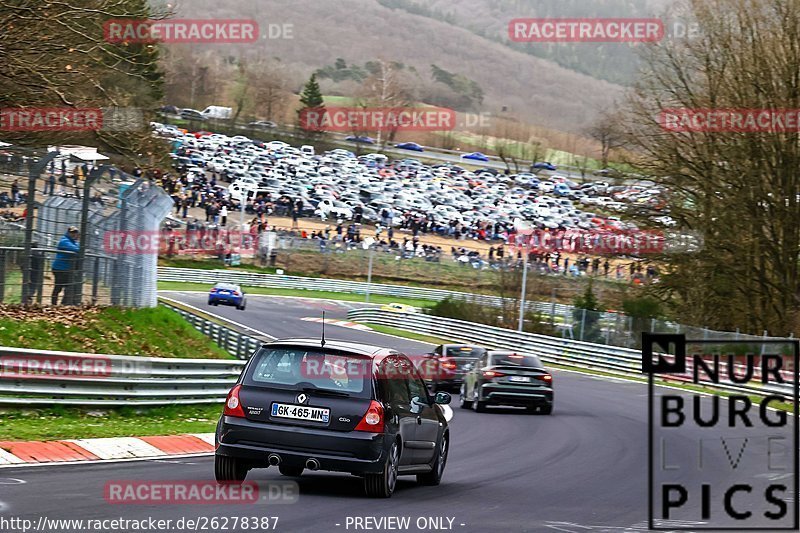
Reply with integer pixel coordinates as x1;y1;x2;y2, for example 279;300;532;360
364;441;399;498
459;385;472;409
417;433;448;486
472;391;487;413
539;404;554;415
214;455;248;484
278;465;303;477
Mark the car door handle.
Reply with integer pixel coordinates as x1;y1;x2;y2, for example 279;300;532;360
416;416;422;425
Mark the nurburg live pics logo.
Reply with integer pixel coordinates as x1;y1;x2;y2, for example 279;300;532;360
642;333;799;530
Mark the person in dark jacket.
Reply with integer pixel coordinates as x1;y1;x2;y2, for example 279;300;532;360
51;227;79;305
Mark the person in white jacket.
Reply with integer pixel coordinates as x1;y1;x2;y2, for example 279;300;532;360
220;205;228;226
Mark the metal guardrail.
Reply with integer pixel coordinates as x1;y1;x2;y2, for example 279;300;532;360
0;346;244;406
159;299;265;360
157;267;572;315
0;302;266;406
346;309;795;399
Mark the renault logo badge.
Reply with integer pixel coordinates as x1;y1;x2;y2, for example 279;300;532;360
296;393;308;404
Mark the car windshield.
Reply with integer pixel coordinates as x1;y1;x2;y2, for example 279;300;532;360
244;347;372;398
490;353;543;368
445;346;486;357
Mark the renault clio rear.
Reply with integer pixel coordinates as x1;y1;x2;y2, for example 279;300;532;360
215;339;451;498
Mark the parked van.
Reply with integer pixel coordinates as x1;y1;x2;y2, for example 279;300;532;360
201;106;233;120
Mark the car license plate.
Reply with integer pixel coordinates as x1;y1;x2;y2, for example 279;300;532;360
509;376;531;383
271;403;330;423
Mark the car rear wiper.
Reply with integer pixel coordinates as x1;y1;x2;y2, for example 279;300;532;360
301;386;351;398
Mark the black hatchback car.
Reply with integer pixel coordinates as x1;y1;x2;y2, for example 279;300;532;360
215;339;451;498
460;350;553;414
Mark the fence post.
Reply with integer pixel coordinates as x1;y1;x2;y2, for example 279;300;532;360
580;308;586;341
91;256;100;305
0;249;5;303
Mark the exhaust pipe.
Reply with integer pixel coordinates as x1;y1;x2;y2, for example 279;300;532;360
305;458;320;471
268;454;281;466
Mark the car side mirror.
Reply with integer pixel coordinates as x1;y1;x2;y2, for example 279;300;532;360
434;392;451;405
410;396;428;413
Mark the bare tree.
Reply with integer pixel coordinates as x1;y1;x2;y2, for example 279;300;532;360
0;0;166;160
624;0;800;334
587;107;627;168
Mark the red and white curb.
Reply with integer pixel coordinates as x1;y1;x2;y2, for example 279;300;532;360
0;433;215;468
301;317;372;331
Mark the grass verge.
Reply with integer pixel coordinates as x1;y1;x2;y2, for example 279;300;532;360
157;281;437;309
0;405;222;441
0;305;231;359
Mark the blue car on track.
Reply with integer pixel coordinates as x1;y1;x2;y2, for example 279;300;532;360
208;283;247;310
461;152;490;162
395;142;424;152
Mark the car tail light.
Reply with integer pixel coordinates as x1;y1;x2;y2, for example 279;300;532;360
440;358;457;370
482;370;505;379
210;288;218;293
223;385;245;418
354;400;385;433
233;291;241;296
535;373;553;385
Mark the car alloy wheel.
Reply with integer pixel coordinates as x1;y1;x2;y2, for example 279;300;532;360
365;441;399;498
417;433;448;486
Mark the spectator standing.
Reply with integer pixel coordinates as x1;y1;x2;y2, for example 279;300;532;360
51;227;80;305
10;179;19;204
220;205;228;226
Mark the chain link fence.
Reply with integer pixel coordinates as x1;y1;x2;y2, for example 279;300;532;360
0;145;172;307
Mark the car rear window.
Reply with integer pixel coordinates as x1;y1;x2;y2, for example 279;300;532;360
445;346;486;357
214;283;240;291
244;347;373;398
490;353;543;368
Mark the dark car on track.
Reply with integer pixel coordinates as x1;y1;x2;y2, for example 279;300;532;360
395;142;424;152
532;161;557;171
417;344;486;392
346;135;376;144
460;351;553;414
208;283;246;310
215;339;451;498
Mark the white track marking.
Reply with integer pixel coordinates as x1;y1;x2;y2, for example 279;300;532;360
65;437;167;460
0;449;24;465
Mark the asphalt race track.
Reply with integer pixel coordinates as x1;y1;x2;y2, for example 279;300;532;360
0;294;794;532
